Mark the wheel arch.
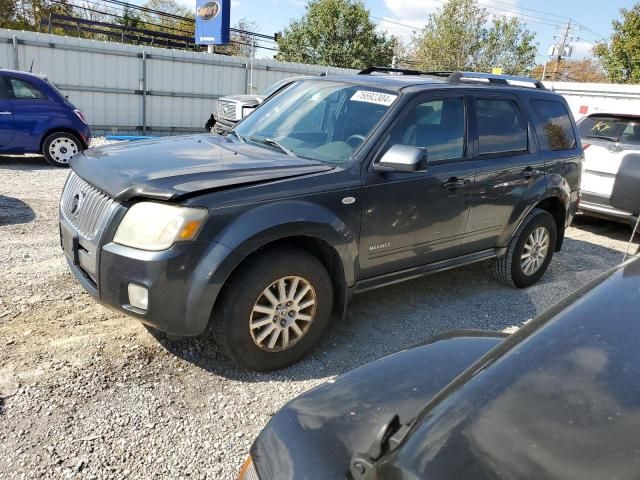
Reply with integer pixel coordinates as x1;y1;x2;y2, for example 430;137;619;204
533;196;567;251
40;127;87;152
214;235;350;323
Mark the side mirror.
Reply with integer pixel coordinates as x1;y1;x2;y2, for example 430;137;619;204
610;154;640;214
374;145;428;173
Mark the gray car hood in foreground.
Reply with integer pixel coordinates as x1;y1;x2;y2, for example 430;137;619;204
70;134;332;201
251;331;506;480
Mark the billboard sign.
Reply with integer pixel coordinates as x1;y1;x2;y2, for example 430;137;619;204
195;0;230;45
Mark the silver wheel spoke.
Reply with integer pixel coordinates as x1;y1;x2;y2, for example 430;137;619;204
263;288;279;306
290;322;303;337
294;285;311;304
297;313;312;322
251;316;273;329
282;328;290;348
277;278;287;303
253;305;274;315
267;329;280;349
298;299;315;311
256;325;276;344
288;277;299;300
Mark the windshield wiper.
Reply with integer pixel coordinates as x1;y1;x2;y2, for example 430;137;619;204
584;134;619;142
249;136;296;157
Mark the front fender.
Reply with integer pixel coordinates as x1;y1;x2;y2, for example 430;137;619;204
214;199;359;286
184;199;359;334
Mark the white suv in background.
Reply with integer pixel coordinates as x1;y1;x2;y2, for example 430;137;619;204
578;113;640;224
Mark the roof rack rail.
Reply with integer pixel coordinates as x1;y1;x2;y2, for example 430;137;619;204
358;66;546;90
358;66;426;76
447;71;547;90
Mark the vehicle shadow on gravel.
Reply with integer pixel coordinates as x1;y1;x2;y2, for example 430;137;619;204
150;236;624;382
572;216;637;242
0;155;53;171
0;195;36;226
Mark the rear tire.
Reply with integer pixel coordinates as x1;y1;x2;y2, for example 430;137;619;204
42;132;82;167
492;209;557;288
212;248;334;371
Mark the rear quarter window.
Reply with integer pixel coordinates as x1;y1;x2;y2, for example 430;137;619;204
7;77;47;100
531;99;577;151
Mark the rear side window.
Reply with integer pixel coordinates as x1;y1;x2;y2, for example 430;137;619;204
578;114;640;146
7;77;46;99
531;99;577;151
476;99;528;155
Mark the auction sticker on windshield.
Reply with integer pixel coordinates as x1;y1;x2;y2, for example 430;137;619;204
351;90;397;106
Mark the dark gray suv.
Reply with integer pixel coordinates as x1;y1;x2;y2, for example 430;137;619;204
59;68;582;371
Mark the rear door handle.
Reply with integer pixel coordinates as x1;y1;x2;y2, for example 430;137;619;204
521;167;541;178
442;178;468;189
0;111;12;115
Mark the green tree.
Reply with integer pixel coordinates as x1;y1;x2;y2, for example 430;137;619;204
276;0;397;69
117;6;141;30
477;17;537;75
140;0;194;37
216;18;258;57
414;0;537;75
3;0;73;32
594;4;640;83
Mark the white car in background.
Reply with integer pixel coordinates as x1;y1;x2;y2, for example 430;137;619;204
578;113;640;224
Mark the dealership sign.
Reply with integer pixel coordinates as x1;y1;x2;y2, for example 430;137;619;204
195;0;230;45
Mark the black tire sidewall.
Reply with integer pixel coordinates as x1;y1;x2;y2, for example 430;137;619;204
43;133;82;167
216;250;333;371
510;211;557;288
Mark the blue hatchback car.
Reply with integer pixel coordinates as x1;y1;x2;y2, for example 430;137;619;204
0;69;91;167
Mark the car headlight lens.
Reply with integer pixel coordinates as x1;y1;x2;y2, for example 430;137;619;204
237;455;259;480
114;202;207;251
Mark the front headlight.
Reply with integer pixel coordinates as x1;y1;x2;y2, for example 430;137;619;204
113;202;207;251
237;455;260;480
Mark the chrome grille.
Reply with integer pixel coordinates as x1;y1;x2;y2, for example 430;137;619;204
60;172;118;241
217;99;238;120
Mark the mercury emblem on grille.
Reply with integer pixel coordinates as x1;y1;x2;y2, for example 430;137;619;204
70;192;84;217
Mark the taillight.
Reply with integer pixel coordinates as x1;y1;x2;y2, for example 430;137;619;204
582;143;590;150
73;109;86;123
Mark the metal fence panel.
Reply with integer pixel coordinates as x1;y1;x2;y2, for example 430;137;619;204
0;29;355;136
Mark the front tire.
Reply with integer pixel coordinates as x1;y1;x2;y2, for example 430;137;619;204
492;209;557;288
212;248;334;371
42;132;82;167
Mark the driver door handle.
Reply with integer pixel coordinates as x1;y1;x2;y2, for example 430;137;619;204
442;177;468;189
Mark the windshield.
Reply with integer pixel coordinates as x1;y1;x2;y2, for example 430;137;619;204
234;80;398;164
578;115;640;145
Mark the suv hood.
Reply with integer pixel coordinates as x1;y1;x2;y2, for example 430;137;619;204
70;134;332;201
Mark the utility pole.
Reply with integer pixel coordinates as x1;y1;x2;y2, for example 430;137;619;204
551;20;577;82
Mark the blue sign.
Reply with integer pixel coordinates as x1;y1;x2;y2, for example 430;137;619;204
195;0;230;45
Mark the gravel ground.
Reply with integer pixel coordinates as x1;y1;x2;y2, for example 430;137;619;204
0;148;638;479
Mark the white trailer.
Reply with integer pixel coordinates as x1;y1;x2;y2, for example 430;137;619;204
544;81;640;121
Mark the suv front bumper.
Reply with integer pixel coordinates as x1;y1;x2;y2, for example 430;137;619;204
60;214;241;337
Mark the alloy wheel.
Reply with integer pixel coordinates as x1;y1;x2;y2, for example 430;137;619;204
249;276;317;352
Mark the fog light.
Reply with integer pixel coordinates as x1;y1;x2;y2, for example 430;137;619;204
128;283;148;311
